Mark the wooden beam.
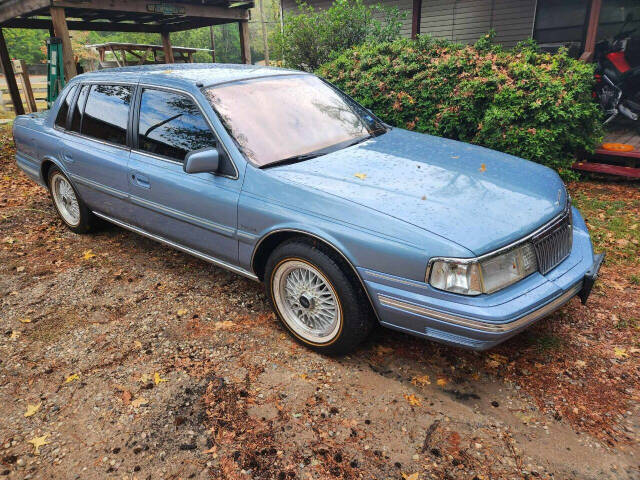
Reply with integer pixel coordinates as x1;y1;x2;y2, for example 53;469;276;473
258;0;269;65
50;7;77;81
411;0;422;40
51;0;250;21
14;59;37;113
0;0;48;24
3;17;164;32
581;0;602;62
239;20;251;65
161;31;174;63
209;25;216;63
0;28;24;115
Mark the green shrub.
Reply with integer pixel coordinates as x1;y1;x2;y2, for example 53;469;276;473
272;0;403;72
317;34;603;177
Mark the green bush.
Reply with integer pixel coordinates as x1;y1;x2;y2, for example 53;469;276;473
317;34;603;177
272;0;403;72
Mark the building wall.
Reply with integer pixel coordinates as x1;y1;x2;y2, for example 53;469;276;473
282;0;537;48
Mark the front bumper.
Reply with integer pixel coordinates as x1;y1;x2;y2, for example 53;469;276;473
361;208;604;350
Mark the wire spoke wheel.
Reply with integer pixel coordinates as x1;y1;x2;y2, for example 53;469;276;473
272;259;341;344
51;173;81;227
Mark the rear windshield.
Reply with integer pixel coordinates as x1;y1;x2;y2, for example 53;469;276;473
204;75;385;167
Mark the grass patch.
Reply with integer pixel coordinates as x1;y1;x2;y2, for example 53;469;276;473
571;190;640;264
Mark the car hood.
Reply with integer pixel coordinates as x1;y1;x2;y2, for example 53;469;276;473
265;128;567;255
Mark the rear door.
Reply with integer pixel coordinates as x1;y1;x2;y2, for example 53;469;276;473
59;82;133;221
127;86;241;263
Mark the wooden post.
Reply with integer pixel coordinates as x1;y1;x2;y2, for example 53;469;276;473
161;31;175;63
580;0;602;62
50;7;77;81
14;60;37;113
239;20;251;65
258;0;269;65
0;29;24;116
411;0;422;40
209;26;216;63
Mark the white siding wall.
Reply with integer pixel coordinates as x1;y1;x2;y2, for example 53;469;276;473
283;0;537;48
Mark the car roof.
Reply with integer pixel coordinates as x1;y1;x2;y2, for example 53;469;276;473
74;63;306;89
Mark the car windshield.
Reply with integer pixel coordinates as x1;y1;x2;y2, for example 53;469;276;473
204;74;386;167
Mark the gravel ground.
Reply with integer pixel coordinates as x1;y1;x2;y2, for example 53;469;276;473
0;127;638;479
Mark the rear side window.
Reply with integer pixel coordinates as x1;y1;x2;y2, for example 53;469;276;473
54;85;76;129
70;85;90;133
137;88;216;162
81;84;132;146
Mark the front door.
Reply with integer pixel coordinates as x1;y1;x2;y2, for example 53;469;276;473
127;87;240;264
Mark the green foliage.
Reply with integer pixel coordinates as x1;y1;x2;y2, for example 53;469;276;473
317;34;604;177
272;0;404;71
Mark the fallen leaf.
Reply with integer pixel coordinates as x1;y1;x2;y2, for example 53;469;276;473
27;434;49;455
177;309;188;317
9;331;20;340
614;347;629;359
154;372;167;385
64;373;80;384
140;373;153;384
420;195;427;200
402;473;419;480
82;249;96;260
436;378;447;387
374;345;393;355
121;390;132;406
213;320;236;330
404;394;421;406
574;360;587;368
411;375;431;386
134;340;142;349
16;266;25;272
18;317;31;323
131;397;148;408
479;163;486;172
24;402;41;418
354;173;367;180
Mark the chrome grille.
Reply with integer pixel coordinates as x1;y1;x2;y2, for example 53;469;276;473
531;208;573;275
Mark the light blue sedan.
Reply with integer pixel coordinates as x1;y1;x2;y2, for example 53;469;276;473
13;64;604;354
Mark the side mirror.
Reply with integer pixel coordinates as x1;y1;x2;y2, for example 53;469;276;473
184;147;219;174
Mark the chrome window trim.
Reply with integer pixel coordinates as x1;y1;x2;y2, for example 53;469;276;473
92;211;258;281
136;83;239;180
378;281;583;333
425;197;572;283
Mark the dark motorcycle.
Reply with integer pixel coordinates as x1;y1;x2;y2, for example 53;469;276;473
594;14;640;125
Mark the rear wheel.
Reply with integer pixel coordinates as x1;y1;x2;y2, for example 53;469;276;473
48;167;95;234
265;239;374;355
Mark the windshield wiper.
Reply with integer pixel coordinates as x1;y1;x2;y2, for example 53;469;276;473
260;134;373;169
260;152;324;169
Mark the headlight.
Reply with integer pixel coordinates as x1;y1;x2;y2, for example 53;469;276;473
429;243;538;295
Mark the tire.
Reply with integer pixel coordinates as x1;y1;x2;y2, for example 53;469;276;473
47;167;95;234
264;238;375;355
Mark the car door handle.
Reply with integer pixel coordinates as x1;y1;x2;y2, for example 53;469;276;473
131;172;150;189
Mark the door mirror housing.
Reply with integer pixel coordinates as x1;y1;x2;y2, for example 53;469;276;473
184;147;220;174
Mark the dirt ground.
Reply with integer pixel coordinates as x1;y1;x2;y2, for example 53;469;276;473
1;126;638;480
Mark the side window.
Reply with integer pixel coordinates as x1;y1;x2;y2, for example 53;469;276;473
137;89;217;163
81;84;132;146
70;85;90;133
54;85;77;129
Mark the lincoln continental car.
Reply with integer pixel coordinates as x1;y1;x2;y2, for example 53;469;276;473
13;64;604;354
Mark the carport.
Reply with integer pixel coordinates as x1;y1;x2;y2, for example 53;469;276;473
0;0;253;115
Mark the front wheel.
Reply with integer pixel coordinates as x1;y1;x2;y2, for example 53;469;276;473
264;239;374;355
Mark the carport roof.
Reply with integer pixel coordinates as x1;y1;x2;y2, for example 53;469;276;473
0;0;252;32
